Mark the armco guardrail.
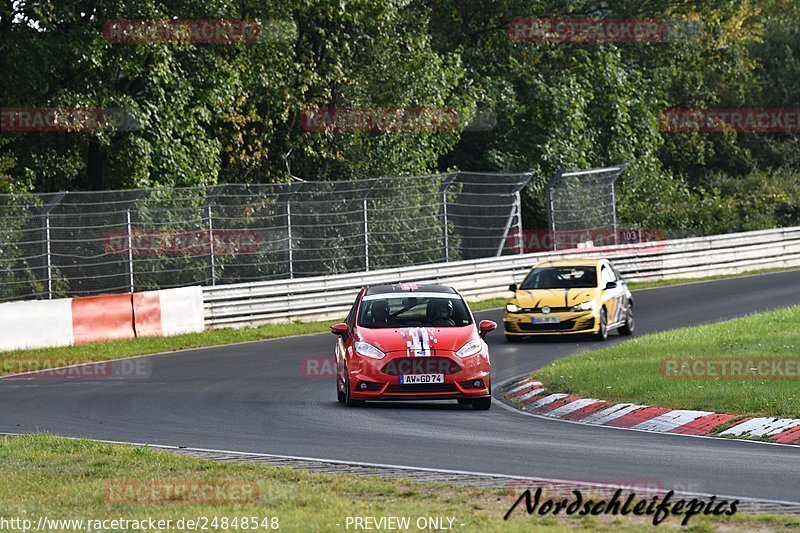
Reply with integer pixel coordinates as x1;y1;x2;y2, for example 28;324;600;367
202;226;800;328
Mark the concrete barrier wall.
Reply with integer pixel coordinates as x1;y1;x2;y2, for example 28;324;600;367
0;286;204;352
72;293;136;345
0;298;74;350
158;286;205;336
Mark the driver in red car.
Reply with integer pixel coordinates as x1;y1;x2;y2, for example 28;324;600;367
430;299;455;326
371;300;390;327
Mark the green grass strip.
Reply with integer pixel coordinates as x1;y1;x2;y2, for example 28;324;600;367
535;306;800;418
0;434;796;531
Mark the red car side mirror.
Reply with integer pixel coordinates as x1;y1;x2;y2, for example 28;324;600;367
330;323;349;336
478;320;497;338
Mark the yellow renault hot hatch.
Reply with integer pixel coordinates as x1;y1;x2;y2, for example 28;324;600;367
503;259;634;341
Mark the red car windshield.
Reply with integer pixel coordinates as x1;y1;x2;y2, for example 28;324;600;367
358;295;473;328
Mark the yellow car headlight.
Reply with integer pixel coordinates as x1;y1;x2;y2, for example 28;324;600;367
571;301;596;312
506;303;521;313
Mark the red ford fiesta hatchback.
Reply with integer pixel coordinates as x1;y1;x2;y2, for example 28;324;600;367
331;283;496;410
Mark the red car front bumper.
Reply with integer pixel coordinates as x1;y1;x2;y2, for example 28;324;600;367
346;352;491;401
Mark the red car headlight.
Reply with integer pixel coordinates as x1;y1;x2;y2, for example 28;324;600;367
354;341;386;359
456;339;483;358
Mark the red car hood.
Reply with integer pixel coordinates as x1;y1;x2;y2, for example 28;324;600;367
356;325;476;356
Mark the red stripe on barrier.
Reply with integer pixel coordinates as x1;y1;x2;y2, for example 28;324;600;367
669;413;739;435
71;293;135;345
534;396;582;414
604;407;671;428
133;291;162;338
770;424;800;444
562;401;611;421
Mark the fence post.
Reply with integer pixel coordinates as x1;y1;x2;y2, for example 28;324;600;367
287;202;294;278
496;173;533;256
608;163;626;246
38;192;66;299
208;204;215;284
45;214;52;298
278;182;303;279
123;189;146;293
545;169;562;251
126;208;134;292
203;185;226;286
361;179;380;271
495;202;516;257
611;181;618;246
363;197;369;271
515;190;524;254
440;173;458;262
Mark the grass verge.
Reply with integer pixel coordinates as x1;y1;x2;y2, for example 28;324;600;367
0;434;796;532
535;306;800;418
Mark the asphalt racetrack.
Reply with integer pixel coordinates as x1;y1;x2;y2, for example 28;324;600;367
2;270;799;503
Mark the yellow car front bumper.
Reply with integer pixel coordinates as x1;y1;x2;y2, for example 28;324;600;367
503;311;597;336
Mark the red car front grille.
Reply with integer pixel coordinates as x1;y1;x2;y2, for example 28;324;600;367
380;357;462;376
385;383;458;393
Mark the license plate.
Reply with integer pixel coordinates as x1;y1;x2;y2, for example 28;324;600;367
399;374;444;385
532;317;561;324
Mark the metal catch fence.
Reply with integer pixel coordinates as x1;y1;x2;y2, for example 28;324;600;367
0;172;532;301
546;164;627;250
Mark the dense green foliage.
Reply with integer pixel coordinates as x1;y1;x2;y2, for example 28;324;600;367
2;0;799;235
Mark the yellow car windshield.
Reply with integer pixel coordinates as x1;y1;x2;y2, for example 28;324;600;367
520;266;598;289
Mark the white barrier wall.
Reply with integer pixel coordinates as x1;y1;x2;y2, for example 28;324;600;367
0;286;205;353
0;298;74;351
159;286;205;336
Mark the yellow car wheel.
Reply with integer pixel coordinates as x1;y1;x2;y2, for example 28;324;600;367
594;308;608;341
619;306;635;336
